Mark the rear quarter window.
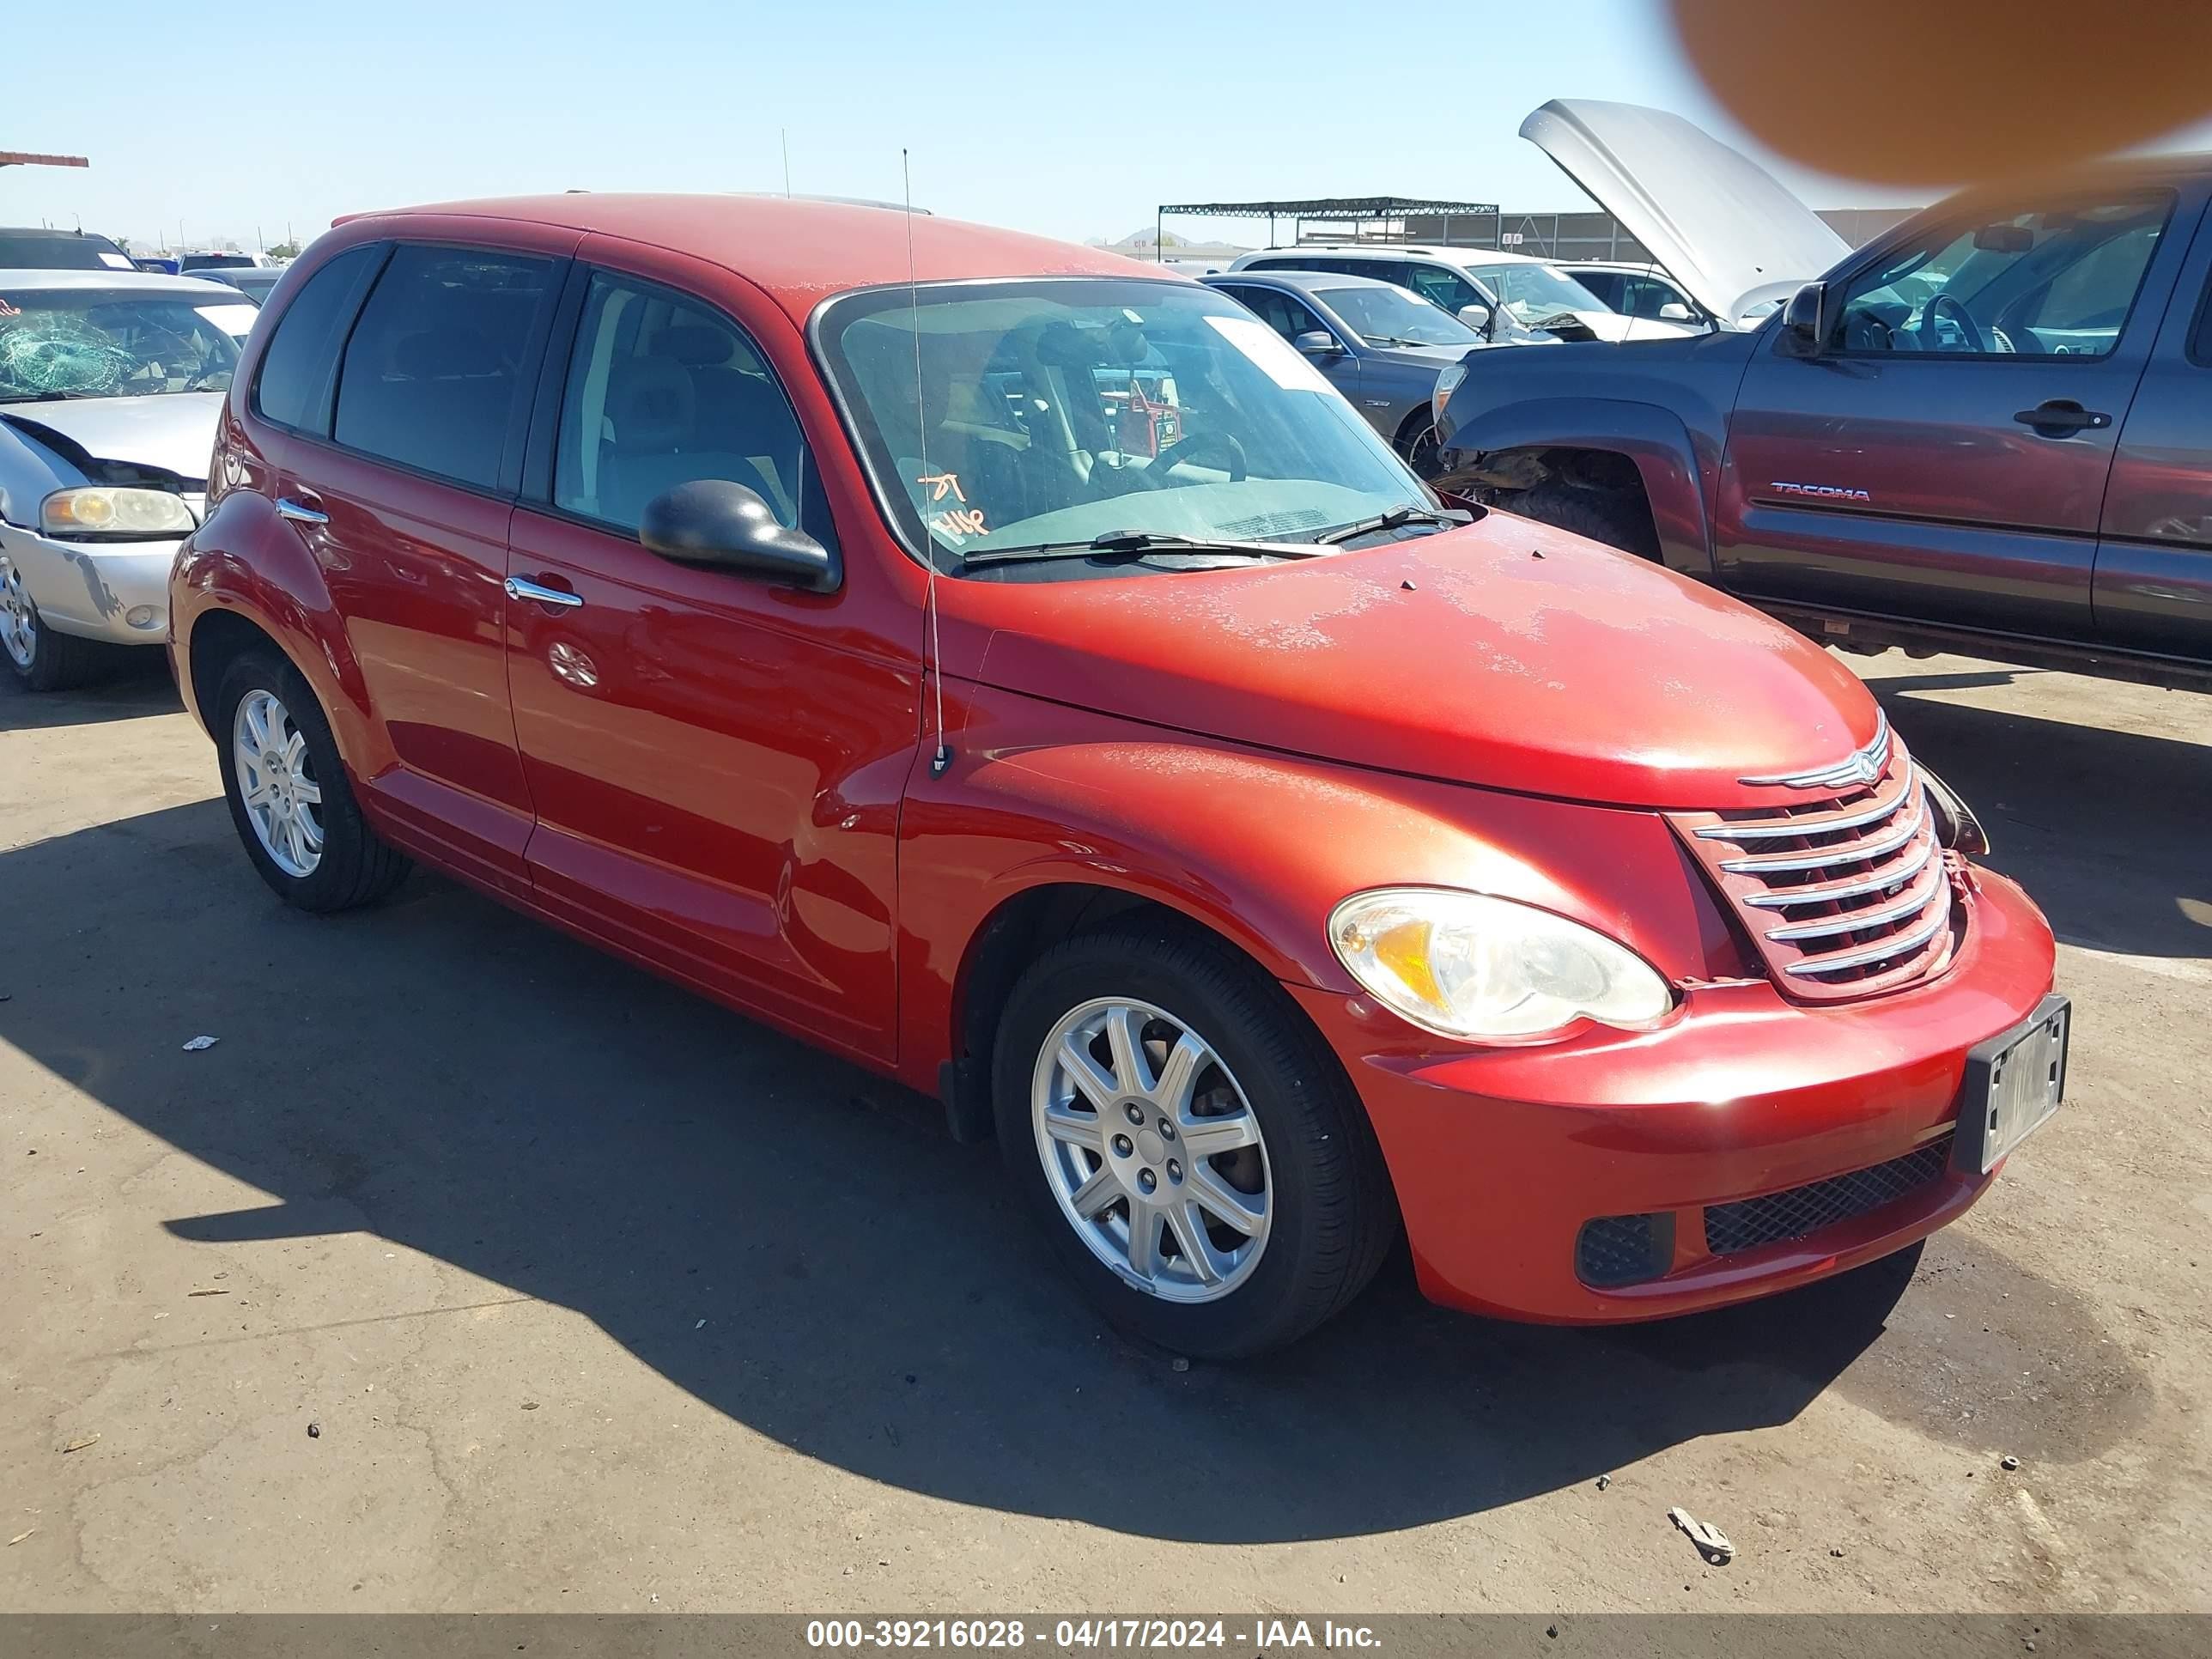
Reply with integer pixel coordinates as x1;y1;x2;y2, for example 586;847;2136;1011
253;245;385;433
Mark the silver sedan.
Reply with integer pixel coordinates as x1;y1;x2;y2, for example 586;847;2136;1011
0;269;250;689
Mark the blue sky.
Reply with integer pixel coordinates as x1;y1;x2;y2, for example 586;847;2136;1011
6;0;2208;253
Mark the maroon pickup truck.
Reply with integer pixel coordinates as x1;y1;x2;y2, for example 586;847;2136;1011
1433;149;2212;690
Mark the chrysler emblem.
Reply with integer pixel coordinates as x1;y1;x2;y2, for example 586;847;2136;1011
1741;711;1892;790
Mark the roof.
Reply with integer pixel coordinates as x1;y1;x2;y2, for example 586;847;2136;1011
1201;268;1406;293
1248;243;1555;267
0;267;246;298
341;194;1172;326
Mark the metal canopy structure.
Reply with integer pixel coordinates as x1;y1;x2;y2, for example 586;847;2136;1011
1;152;89;170
1155;195;1500;258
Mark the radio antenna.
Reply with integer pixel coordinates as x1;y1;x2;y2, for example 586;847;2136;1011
906;148;951;777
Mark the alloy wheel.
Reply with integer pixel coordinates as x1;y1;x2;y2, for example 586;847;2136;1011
0;563;36;671
1030;997;1273;1304
233;689;325;878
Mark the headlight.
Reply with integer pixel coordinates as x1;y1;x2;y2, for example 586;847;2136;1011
1432;362;1468;420
1328;887;1674;1042
40;487;196;540
1921;769;1990;855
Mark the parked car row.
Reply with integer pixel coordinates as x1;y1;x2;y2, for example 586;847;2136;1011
83;188;2069;1362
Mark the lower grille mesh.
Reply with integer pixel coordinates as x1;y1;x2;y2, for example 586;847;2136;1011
1576;1213;1668;1287
1704;1138;1953;1257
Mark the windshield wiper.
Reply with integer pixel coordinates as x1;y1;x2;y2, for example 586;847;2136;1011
1313;505;1469;544
959;529;1325;568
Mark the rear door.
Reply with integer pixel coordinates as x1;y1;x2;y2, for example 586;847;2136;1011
1719;185;2185;641
2094;191;2212;664
278;238;568;895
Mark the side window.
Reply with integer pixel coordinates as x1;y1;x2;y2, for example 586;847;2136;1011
332;244;553;489
1577;272;1623;310
1235;288;1325;343
252;245;381;432
1830;193;2171;358
1403;264;1480;313
553;271;809;532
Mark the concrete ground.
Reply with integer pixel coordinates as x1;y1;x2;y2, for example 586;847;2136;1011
1;647;2205;1615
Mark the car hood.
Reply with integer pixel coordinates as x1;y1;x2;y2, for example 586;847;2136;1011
1520;99;1850;325
956;514;1879;811
1535;307;1698;343
1360;342;1480;370
0;392;225;485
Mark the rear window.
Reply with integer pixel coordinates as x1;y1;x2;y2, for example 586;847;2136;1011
253;246;382;433
331;245;553;490
181;254;256;270
0;231;133;271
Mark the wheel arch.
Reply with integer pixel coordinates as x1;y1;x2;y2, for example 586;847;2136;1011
1437;396;1717;577
172;492;374;765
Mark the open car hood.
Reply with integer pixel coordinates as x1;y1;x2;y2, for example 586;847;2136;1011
1520;99;1850;325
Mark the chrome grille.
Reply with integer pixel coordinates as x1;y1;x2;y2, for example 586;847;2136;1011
1669;732;1960;1001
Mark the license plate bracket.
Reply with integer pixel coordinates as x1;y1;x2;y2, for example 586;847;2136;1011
1953;993;2071;1176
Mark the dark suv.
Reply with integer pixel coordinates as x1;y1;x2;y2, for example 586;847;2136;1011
1433;155;2212;689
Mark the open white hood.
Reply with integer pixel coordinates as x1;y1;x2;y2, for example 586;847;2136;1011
1520;99;1850;325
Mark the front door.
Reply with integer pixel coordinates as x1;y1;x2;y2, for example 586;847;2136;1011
1719;185;2184;642
1218;284;1362;414
282;240;562;896
503;259;915;1060
2095;205;2212;664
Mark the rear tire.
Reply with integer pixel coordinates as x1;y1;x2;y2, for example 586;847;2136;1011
1;565;108;691
214;649;410;911
1504;480;1662;561
993;921;1396;1359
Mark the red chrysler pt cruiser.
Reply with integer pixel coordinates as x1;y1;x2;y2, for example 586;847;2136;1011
169;197;2068;1358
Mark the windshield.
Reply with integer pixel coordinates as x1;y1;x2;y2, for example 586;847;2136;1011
818;279;1429;568
1311;284;1480;349
0;287;242;402
1468;264;1611;324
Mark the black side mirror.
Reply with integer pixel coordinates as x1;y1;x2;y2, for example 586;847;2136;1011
1783;282;1828;354
1292;329;1343;359
639;479;839;593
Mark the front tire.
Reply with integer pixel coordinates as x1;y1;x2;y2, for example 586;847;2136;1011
993;922;1395;1359
1;563;106;691
214;649;410;911
1503;480;1662;561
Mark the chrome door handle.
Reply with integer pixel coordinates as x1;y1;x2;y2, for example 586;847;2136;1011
276;497;328;524
504;574;584;610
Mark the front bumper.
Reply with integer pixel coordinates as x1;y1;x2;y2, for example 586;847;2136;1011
0;524;182;646
1291;869;2057;1323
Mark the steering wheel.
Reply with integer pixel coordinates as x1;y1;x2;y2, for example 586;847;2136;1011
1143;430;1248;485
1918;293;1988;354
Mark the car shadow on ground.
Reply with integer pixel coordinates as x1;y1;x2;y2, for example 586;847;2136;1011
2;793;2150;1544
0;654;180;733
1870;675;2212;962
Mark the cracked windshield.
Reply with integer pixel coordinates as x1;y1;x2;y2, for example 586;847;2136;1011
0;288;242;402
822;280;1428;567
